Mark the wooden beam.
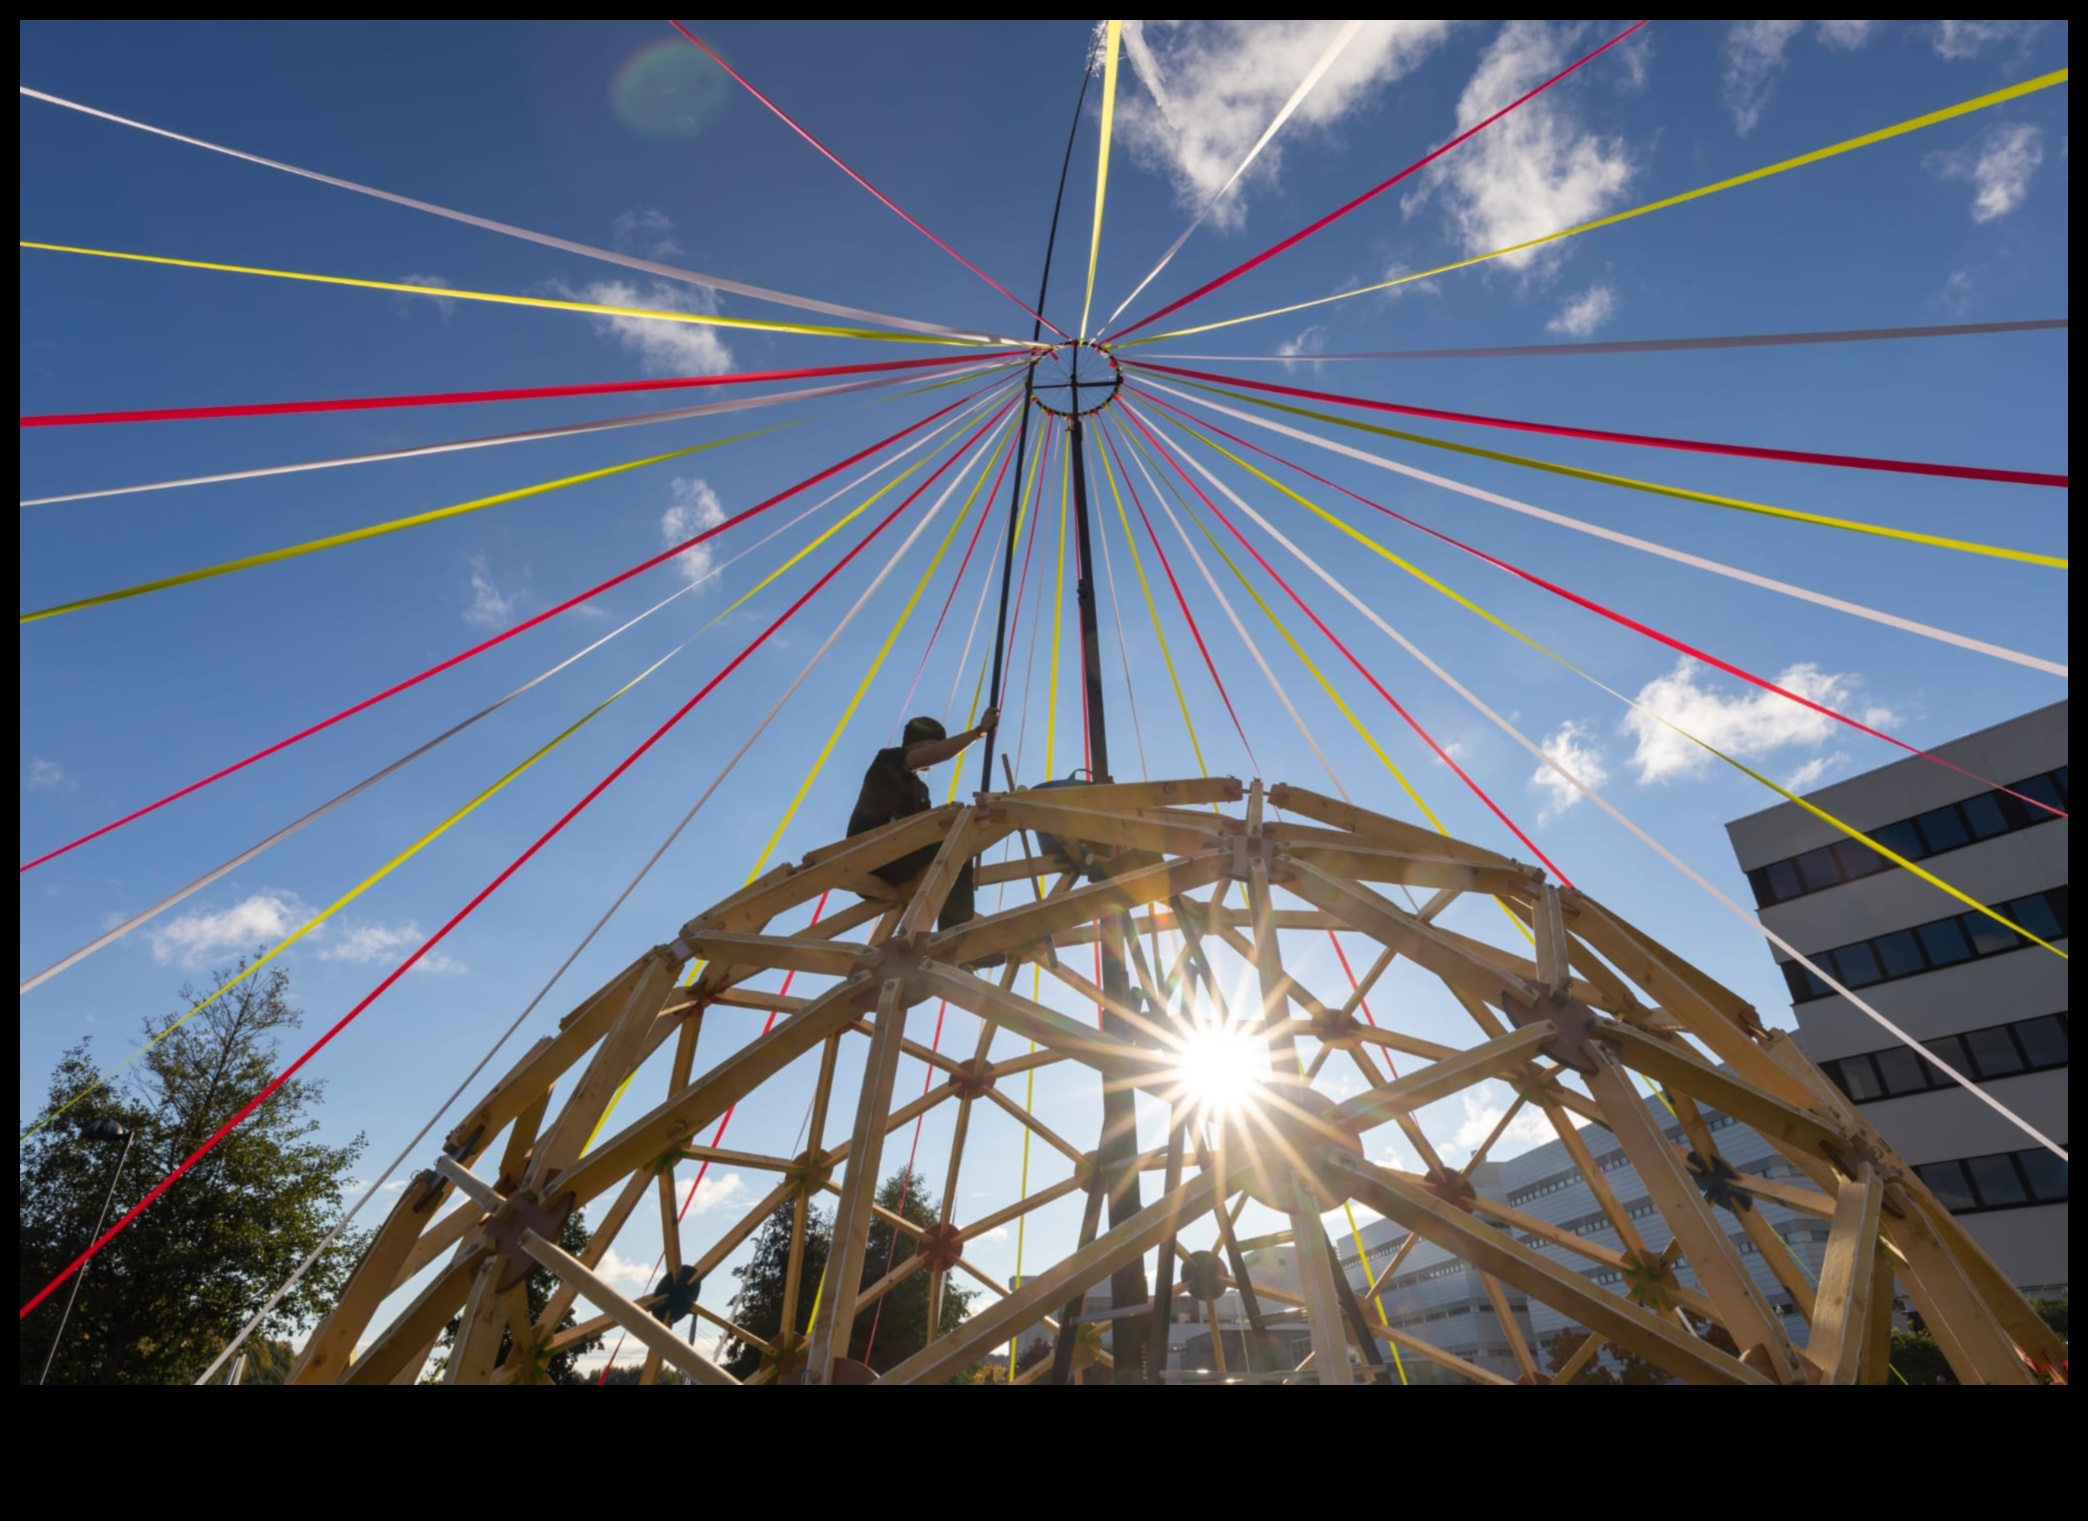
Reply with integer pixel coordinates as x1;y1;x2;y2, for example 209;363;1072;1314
1288;1173;1354;1385
518;1229;738;1386
1589;1015;1854;1165
557;975;877;1210
876;1173;1219;1386
1806;1164;1883;1384
1329;1025;1556;1133
806;980;912;1381
1329;1153;1768;1385
926;849;1230;968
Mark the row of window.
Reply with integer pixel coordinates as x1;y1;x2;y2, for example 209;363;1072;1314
1502;1115;1738;1206
1823;1012;2068;1102
1781;887;2068;1003
1916;1147;2068;1215
1747;766;2068;909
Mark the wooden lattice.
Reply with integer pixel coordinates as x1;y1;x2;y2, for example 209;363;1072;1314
294;777;2063;1385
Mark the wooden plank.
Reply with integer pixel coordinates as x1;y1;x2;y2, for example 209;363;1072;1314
893;807;989;945
519;1229;738;1386
1288;1173;1354;1385
1263;784;1524;870
1589;1015;1853;1164
1583;1055;1801;1382
875;1174;1220;1386
1329;1025;1556;1133
1806;1164;1883;1384
291;1174;454;1383
339;1251;483;1385
556;975;876;1211
806;980;912;1381
927;849;1230;968
1328;1154;1768;1385
677;930;866;980
995;795;1228;858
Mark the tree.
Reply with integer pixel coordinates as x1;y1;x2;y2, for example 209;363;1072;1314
429;1209;601;1384
19;958;366;1385
723;1169;975;1378
1542;1327;1676;1385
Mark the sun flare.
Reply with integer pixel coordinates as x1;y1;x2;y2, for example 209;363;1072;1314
1173;1023;1265;1114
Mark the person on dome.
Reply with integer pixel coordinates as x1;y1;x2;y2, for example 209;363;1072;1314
847;709;998;930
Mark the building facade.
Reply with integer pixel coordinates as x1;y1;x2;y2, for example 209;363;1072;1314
1725;700;2068;1296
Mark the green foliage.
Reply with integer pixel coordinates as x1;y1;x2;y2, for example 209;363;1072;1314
1542;1327;1677;1385
723;1168;975;1378
1888;1327;1956;1384
431;1209;601;1384
19;959;366;1385
2032;1295;2067;1343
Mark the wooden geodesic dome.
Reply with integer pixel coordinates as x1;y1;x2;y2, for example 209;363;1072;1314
293;777;2061;1385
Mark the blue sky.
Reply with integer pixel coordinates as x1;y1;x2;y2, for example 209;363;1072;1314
20;20;2068;1349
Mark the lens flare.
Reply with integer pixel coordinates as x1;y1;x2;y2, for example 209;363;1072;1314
611;39;728;139
1173;1023;1264;1115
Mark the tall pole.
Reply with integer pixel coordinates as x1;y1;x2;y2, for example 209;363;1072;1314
38;1127;133;1385
1064;365;1147;1379
981;66;1091;793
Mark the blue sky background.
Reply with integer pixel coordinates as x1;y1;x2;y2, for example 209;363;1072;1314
20;20;2067;1351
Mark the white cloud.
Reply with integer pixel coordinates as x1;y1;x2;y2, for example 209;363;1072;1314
562;278;733;377
1619;657;1894;785
1722;20;1805;135
1446;1081;1558;1162
1410;21;1635;275
395;273;457;319
1930;21;2045;61
1275;325;1327;371
1927;123;2045;222
1816;21;1880;49
609;207;684;260
1531;720;1607;820
1937;266;1979;313
596;1247;657;1291
1116;21;1459;228
462;554;519;629
1546;283;1616;336
685;1171;747;1215
25;758;68;791
150;891;306;967
974;1225;1010;1243
1781;751;1848;792
318;921;466;975
1723;22;1880;134
661;477;728;585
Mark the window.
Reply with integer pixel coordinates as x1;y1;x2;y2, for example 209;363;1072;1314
1963;1025;2025;1077
1785;889;2068;1002
1743;768;2068;907
1960;793;2009;840
1820;1012;2067;1103
1916;805;1969;853
1917;918;1973;968
1916;1149;2062;1214
2014;1014;2068;1068
1874;929;1925;979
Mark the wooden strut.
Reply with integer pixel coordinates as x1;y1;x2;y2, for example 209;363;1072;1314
304;778;2055;1388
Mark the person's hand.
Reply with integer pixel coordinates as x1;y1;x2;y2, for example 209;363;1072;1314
976;706;1000;736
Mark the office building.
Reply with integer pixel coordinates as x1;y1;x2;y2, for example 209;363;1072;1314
1725;701;2067;1295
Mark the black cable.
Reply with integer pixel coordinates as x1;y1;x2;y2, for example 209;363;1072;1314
979;56;1091;791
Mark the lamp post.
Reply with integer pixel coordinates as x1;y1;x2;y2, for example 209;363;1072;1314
37;1117;135;1385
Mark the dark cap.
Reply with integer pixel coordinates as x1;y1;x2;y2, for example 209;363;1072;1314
902;716;947;747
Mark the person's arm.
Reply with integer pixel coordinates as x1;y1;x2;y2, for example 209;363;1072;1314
903;708;998;770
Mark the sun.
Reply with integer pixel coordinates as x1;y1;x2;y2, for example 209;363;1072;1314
1171;1023;1266;1116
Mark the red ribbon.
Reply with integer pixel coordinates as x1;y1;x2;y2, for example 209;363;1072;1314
21;352;1015;429
1126;361;2066;488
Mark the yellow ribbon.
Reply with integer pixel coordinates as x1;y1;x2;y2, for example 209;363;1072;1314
1343;1199;1408;1385
21;239;1001;346
744;427;1012;880
22;425;780;624
1120;68;2071;345
21;648;675;1142
1142;376;2064;568
1081;20;1124;339
1158;412;2067;961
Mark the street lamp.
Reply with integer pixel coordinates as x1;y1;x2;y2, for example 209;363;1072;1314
36;1117;136;1385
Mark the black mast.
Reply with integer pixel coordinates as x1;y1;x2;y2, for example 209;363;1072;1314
979;66;1090;790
